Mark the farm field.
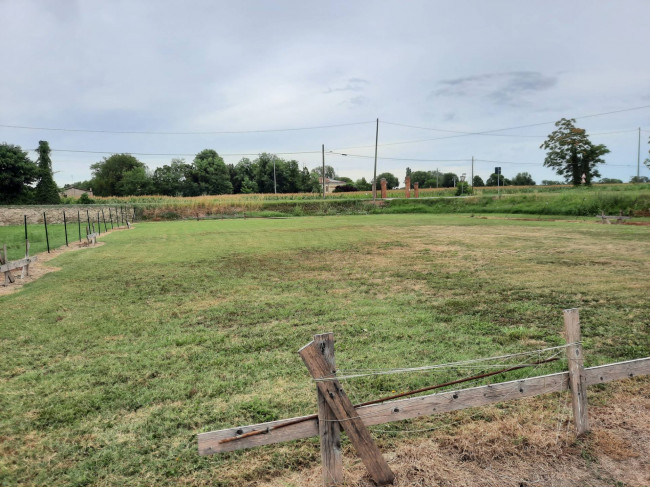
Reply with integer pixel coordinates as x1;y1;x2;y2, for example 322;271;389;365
1;214;649;486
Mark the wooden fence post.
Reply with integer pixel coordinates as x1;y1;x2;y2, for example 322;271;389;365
313;333;343;486
563;308;589;436
299;339;395;485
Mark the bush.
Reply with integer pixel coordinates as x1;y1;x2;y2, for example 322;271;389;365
333;184;358;193
77;193;95;204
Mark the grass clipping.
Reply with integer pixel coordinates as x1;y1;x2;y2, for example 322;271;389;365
267;377;650;487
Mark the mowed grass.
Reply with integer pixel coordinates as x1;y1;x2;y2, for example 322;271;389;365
1;215;649;486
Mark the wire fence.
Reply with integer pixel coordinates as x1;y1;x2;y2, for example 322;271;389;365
0;205;136;261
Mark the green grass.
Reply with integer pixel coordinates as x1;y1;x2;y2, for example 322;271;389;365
1;215;649;485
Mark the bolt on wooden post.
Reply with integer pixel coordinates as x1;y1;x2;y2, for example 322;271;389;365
564;308;589;436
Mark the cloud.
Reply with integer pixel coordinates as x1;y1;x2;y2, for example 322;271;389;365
324;78;370;94
434;72;557;106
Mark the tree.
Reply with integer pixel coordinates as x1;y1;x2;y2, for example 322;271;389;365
0;143;38;204
486;173;510;186
540;118;609;186
186;149;233;195
311;165;336;179
118;166;153;195
376;172;398;189
629;176;649;183
410;170;431;187
510;172;536;186
598;178;623;184
472;175;485;187
441;172;458;188
541;180;563;185
152;158;191;196
34;141;61;204
355;177;372;191
91;154;148;196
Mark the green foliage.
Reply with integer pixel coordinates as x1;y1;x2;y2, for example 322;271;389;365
310;164;336;179
34;141;61;204
629;176;649;183
472;175;485;187
376;172;398;189
541;180;563;185
511;172;536;186
332;184;358;193
441;172;458;188
355;177;372;191
0;143;37;204
186;149;233;195
486;173;510;186
540;118;610;186
151;158;191;196
91;153;148;196
599;178;624;184
455;181;471;196
77;193;95;204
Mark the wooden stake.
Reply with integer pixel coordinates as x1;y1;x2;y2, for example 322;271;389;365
313;333;343;486
563;308;589;436
21;241;30;278
3;244;16;284
299;340;395;485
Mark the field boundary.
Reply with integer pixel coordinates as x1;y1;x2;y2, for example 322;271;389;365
198;310;650;486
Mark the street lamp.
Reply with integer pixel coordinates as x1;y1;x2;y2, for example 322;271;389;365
460;173;466;195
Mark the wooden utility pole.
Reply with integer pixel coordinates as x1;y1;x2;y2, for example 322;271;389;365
471;156;474;189
322;144;326;199
564;308;589;436
373;118;379;201
638;127;641;179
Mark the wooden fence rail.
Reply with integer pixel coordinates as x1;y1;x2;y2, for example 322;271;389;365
198;310;650;485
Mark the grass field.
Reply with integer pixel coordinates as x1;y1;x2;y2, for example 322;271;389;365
1;215;649;486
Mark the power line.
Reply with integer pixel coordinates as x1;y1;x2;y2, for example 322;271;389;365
384;104;650;135
43;148;321;157
0;120;374;135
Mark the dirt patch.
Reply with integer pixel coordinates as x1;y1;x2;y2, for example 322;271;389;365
0;226;131;297
265;378;650;487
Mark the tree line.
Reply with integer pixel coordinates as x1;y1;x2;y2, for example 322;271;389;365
1;118;648;204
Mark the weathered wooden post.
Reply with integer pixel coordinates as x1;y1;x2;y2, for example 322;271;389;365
564;308;589;436
313;333;343;486
380;178;387;199
414;181;419;198
405;176;411;198
299;336;395;486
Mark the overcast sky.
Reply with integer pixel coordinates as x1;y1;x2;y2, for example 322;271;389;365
1;0;649;186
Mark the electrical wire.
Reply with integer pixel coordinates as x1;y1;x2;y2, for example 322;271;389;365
0;120;374;135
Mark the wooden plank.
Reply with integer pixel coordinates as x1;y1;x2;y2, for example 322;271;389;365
299;341;394;485
3;245;15;283
313;333;343;486
198;357;650;455
0;257;36;274
564;308;589;435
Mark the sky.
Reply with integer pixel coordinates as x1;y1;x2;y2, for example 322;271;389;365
1;0;649;187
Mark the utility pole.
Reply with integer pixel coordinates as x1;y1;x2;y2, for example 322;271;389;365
372;118;379;201
273;155;277;194
471;156;474;189
322;144;325;199
638;127;641;179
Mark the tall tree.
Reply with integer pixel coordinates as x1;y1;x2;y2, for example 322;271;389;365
152;158;190;196
441;172;458;188
376;172;398;189
187;149;233;195
91;154;148;196
0;143;38;204
540;118;609;186
34;141;61;204
310;165;337;179
472;175;485;187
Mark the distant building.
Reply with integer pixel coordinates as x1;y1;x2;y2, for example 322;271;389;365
318;177;346;193
61;187;93;198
